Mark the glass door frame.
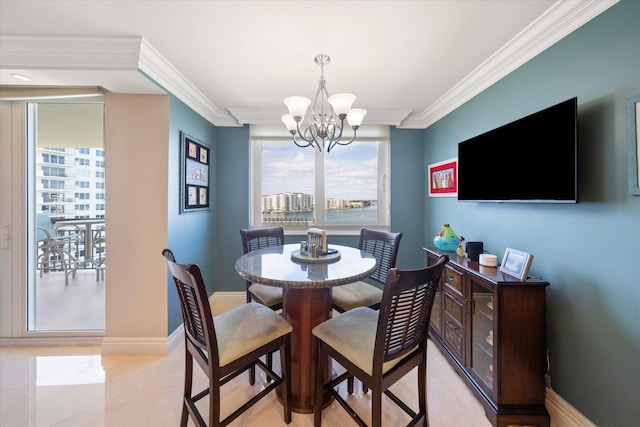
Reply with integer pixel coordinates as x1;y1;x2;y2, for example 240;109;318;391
0;96;105;340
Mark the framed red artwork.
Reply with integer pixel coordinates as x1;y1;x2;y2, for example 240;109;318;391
428;158;457;197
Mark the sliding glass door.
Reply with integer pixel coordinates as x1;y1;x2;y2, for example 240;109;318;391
27;99;106;332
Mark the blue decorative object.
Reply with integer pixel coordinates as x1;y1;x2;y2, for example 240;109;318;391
433;224;461;251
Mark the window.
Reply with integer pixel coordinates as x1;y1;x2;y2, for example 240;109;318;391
42;166;65;177
42;154;64;164
47;180;64;190
250;126;389;233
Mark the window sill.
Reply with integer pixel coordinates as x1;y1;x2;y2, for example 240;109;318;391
282;224;390;236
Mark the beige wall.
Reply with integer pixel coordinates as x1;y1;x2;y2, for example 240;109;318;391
101;92;171;354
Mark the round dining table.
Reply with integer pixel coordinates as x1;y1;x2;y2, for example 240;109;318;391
235;243;377;413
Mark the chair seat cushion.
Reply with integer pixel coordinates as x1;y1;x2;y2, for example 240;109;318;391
215;302;292;367
249;283;283;307
312;307;405;376
332;281;383;311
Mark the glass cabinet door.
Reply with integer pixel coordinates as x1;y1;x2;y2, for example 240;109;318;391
470;279;494;394
430;281;442;336
427;255;442;336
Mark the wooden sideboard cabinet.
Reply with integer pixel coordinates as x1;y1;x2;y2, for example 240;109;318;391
425;247;550;427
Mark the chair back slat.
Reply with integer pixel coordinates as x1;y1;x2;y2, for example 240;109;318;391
358;228;402;284
375;255;448;364
241;227;285;254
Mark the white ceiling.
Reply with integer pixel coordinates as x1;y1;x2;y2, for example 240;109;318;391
0;1;617;128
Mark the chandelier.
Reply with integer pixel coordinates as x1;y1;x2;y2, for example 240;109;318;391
281;54;367;152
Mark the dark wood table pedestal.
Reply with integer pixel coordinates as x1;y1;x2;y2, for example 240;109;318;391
277;288;333;413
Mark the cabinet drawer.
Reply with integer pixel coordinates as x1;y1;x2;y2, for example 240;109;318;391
444;292;464;325
444;266;464;295
444;319;464;358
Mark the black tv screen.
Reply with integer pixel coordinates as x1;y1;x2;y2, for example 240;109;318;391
457;97;578;203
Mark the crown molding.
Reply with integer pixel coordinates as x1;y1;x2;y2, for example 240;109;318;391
399;0;619;129
138;39;240;127
0;34;241;127
0;34;142;70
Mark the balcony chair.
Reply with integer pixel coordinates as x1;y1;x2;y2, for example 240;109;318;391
312;255;448;427
332;228;403;313
162;249;293;427
92;226;106;280
36;213;81;285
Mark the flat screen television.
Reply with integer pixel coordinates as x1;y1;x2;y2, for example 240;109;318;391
457;97;578;203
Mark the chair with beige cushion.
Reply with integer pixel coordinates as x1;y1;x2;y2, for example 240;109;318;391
332;228;402;313
312;255;448;427
240;227;285;383
162;249;292;427
240;227;285;310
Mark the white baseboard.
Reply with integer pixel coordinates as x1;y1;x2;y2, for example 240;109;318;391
546;387;596;427
101;327;183;355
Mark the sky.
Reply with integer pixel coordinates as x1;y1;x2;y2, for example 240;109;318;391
260;140;379;200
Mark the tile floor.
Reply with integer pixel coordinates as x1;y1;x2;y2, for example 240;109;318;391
4;272;492;426
1;341;491;426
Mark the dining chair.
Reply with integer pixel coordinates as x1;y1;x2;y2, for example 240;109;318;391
240;227;285;310
162;249;293;427
312;255;448;427
240;227;285;382
332;228;403;313
36;213;82;285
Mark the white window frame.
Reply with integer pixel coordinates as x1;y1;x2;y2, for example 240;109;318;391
250;136;390;236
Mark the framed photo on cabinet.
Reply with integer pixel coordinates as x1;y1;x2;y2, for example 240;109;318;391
180;131;210;213
500;247;533;281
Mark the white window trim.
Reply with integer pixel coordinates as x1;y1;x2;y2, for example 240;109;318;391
250;137;390;236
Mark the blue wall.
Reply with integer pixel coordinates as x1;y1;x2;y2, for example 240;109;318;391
167;94;217;332
390;127;426;269
424;1;639;425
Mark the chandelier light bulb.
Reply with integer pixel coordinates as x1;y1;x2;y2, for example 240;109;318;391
347;108;367;127
281;114;298;133
328;93;356;116
283;96;311;119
